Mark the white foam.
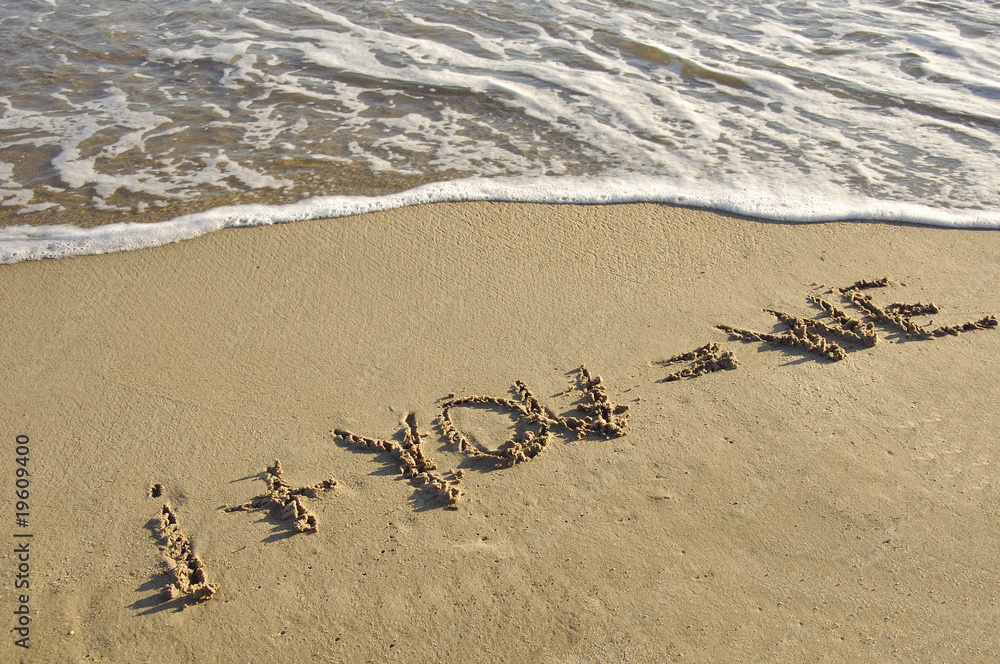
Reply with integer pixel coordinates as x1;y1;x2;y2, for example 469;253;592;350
2;0;998;235
2;176;998;264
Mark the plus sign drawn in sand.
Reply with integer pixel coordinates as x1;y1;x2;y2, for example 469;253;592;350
223;459;339;534
333;366;630;508
153;504;219;605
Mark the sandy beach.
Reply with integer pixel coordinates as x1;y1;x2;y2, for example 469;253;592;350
2;201;999;663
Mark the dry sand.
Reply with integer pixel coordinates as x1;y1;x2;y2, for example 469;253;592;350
1;202;999;663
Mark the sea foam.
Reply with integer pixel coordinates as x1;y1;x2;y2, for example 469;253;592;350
2;176;998;264
2;0;999;229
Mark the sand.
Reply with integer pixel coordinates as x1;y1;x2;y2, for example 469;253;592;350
1;201;999;663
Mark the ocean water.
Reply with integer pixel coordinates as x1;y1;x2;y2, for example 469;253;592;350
1;0;999;262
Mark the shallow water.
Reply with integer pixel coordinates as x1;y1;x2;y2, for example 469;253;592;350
2;0;999;260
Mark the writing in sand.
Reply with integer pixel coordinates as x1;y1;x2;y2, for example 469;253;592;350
144;278;995;607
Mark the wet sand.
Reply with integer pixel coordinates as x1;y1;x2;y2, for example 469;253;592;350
2;201;999;663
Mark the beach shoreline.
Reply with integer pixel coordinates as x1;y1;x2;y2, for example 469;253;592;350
2;201;999;663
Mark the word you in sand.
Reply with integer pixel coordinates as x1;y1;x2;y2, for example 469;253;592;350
333;366;630;510
656;278;997;381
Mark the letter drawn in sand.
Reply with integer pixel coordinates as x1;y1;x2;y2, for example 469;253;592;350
839;278;997;339
718;310;850;362
716;278;996;362
223;459;338;533
333;413;465;509
154;505;219;604
438;365;630;467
